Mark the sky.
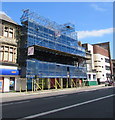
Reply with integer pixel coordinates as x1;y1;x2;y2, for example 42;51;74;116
1;2;114;58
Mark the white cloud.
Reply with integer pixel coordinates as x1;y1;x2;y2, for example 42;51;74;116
77;28;114;39
90;4;106;12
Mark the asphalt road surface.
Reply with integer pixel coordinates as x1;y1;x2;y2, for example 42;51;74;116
2;87;115;119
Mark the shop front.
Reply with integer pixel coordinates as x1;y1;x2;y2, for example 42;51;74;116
0;69;19;92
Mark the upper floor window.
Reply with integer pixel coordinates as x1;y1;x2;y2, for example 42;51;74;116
4;27;8;37
105;58;109;63
94;60;101;62
105;65;110;70
3;26;14;38
9;28;13;38
0;45;17;63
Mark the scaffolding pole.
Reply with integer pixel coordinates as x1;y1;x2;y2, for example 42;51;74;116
48;78;50;90
26;78;27;93
20;78;22;93
34;79;42;90
42;79;44;90
54;78;57;89
71;79;76;88
32;78;34;92
60;78;63;89
66;78;69;88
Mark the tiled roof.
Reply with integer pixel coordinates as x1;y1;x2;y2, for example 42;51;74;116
0;11;18;25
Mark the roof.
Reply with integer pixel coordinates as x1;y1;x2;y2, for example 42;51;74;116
0;11;18;25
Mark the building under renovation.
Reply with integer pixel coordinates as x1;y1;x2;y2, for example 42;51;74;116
19;9;87;91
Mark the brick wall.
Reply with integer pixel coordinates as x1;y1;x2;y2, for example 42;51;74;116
93;45;109;57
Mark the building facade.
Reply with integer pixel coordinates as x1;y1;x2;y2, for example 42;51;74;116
82;43;97;86
0;12;20;92
19;10;87;91
112;59;115;81
93;43;111;84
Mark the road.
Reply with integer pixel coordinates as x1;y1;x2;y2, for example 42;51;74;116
2;87;115;119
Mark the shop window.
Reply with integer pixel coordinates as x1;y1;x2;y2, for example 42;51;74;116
9;77;15;91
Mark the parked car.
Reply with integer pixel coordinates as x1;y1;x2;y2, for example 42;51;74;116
105;80;115;86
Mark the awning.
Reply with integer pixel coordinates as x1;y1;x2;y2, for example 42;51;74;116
0;69;20;75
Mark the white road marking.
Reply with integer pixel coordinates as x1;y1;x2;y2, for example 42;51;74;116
18;94;115;120
2;100;30;106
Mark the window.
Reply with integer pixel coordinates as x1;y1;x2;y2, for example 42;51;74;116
3;27;14;38
14;54;17;63
102;66;103;68
88;74;91;80
103;74;104;76
9;48;13;52
0;45;16;63
94;60;101;62
106;73;111;78
4;27;8;37
93;75;96;80
101;58;103;60
0;51;3;61
4;47;8;51
4;52;8;61
9;28;13;38
0;46;4;50
9;32;13;38
4;31;8;37
105;65;110;70
95;66;101;67
105;58;109;63
9;53;13;62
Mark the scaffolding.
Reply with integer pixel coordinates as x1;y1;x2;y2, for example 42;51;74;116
20;9;87;91
21;9;86;57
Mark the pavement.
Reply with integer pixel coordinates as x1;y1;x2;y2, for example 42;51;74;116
1;84;113;102
0;84;104;97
